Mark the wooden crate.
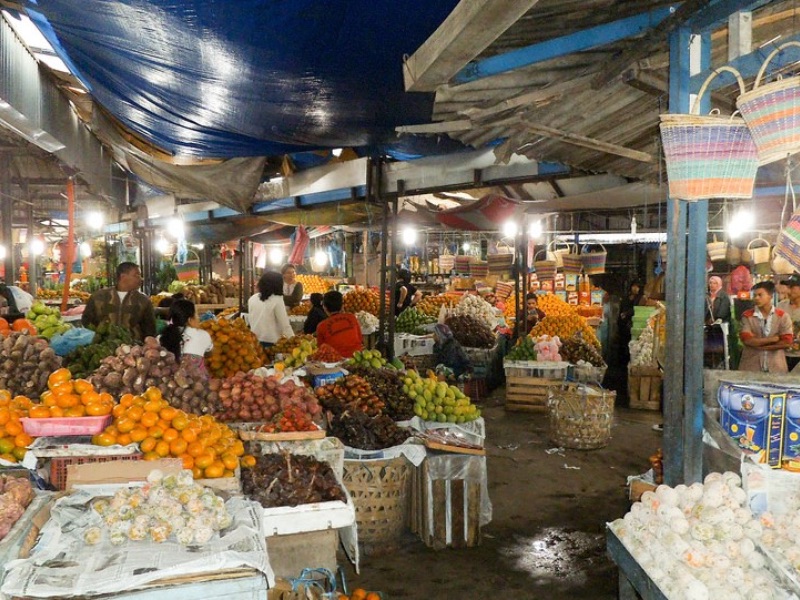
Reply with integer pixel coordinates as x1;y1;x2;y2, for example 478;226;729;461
505;376;561;412
628;365;662;410
410;456;483;549
265;529;338;580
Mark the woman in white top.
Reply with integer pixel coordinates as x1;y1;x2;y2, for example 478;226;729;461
159;299;213;375
248;271;293;346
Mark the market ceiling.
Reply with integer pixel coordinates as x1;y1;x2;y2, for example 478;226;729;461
16;0;461;160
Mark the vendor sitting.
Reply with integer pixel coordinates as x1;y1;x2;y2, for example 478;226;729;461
303;293;327;334
432;323;472;378
316;290;363;358
515;293;545;338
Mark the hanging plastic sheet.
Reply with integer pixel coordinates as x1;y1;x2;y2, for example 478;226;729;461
288;226;309;265
436;195;521;231
24;0;460;159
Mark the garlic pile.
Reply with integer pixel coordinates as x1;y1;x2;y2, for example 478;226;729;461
629;325;655;366
355;311;379;335
84;470;232;547
450;294;496;329
610;472;786;600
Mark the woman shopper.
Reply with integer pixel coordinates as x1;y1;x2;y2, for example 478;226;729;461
159;299;213;374
303;292;327;334
281;264;304;309
249;271;293;347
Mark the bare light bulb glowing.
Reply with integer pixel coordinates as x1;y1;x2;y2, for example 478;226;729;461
86;211;104;230
313;249;328;267
727;209;754;239
30;238;45;256
80;241;92;257
502;221;518;238
269;248;284;265
167;217;185;240
402;227;417;246
529;220;543;239
155;238;170;254
462;242;471;252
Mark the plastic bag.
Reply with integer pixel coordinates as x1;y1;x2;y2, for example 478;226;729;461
50;328;95;356
729;264;753;294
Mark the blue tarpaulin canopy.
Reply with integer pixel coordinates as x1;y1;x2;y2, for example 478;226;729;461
23;0;461;160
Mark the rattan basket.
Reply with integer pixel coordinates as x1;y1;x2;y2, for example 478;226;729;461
547;382;615;450
342;456;411;549
660;66;758;200
737;41;800;166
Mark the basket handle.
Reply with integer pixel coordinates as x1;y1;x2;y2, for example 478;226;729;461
746;237;770;250
581;243;607;253
691;66;746;115
547;240;571;252
753;41;800;90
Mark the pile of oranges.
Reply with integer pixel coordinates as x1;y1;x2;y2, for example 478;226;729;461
28;368;114;418
93;387;255;479
338;589;381;600
200;318;266;378
342;289;381;316
0;391;33;463
536;293;577;317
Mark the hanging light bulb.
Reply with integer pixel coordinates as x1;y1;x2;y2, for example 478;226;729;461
502;221;518;238
80;241;92;258
155;238;170;254
0;245;6;260
167;217;185;240
269;247;284;265
402;227;417;246
86;211;104;230
462;241;471;252
30;238;45;256
313;249;328;267
727;209;754;239
528;220;543;239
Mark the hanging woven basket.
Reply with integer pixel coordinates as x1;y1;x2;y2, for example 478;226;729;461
580;244;607;275
737;41;800;166
660;66;759;200
747;237;771;265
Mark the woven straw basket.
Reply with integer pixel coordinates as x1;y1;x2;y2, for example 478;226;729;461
533;250;557;281
707;235;727;262
737;42;800;166
561;245;582;275
772;245;795;275
546;240;571;268
776;209;800;273
547;382;615;450
747;237;771;265
660;66;759;200
580;244;607;275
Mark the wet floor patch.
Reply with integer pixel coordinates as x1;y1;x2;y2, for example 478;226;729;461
500;527;606;586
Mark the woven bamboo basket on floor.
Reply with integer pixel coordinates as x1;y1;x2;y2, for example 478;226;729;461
547;382;615;450
342;456;411;548
660;66;758;200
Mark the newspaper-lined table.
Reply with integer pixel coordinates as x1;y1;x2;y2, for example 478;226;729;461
1;491;273;597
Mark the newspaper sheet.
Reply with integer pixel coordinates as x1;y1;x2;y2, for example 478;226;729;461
1;491;273;597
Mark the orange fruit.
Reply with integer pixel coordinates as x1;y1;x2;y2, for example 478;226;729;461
140;412;158;428
186;441;205;457
0;408;9;426
11;446;26;461
179;453;194;469
221;453;239;471
129;427;148;443
365;593;380;600
162;428;180;443
49;406;65;417
28;405;51;419
0;390;10;403
120;394;135;407
143;387;162;403
241;455;257;468
47;368;72;389
93;433;116;447
50;381;74;396
147;426;164;439
202;463;224;479
171;415;189;431
65;406;86;417
350;589;367;600
80;391;101;406
13;433;32;448
86;403;111;416
124;405;143;421
169;438;187;455
116;418;135;433
0;453;16;463
140;437;157;453
143;400;162;413
73;379;93;394
194;453;214;469
39;391;53;406
154;440;170;457
181;428;198;443
192;466;204;480
143;451;160;461
5;421;22;437
159;407;177;422
112;404;126;418
99;392;114;404
116;432;132;446
0;437;15;454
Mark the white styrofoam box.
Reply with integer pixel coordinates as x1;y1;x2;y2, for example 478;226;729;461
262;497;355;537
503;360;570;379
393;334;435;357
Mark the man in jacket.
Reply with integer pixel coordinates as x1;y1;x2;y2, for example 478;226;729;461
316;290;363;358
739;281;793;373
82;262;156;341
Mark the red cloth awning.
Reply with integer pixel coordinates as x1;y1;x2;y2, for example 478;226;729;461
436;195;520;231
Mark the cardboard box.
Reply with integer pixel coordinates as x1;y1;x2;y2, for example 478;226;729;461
567;291;579;306
554;273;565;290
305;363;346;388
265;530;338;581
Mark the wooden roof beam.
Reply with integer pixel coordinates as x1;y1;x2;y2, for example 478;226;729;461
403;0;541;92
523;121;654;163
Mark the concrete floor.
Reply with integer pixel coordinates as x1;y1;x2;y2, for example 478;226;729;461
343;388;662;599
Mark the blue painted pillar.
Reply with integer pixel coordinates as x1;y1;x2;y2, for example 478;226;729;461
665;28;710;485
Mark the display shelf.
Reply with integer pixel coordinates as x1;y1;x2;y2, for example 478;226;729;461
606;528;668;600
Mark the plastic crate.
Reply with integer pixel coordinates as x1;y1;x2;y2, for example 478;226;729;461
50;454;143;491
21;415;112;437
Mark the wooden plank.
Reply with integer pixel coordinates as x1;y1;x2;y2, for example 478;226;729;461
403;0;542;92
432;479;448;549
423;440;487;456
450;480;466;549
395;120;473;134
607;529;669;600
505;404;548;413
522;121;654;163
466;481;481;547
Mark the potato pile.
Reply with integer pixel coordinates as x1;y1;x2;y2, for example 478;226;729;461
296;274;332;295
529;315;600;349
179;280;237;305
200;318;266;377
90;337;181;397
0;332;61;397
343;289;381;316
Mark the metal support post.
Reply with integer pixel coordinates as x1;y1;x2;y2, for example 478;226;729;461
387;178;400;361
0;153;13;282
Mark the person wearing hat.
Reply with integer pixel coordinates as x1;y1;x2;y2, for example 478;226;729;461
778;275;800;370
739;281;793;373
